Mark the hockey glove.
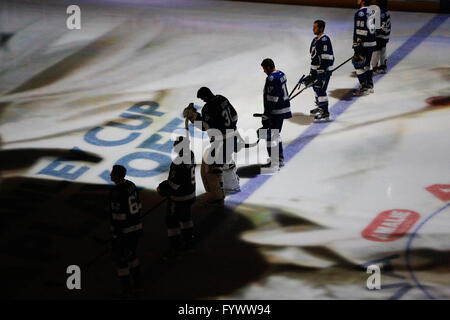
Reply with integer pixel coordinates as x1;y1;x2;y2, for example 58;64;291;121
183;103;198;123
261;117;271;129
157;180;172;197
352;54;366;68
302;74;316;88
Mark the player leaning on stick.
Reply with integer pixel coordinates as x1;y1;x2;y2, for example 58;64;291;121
183;87;240;206
352;0;377;96
260;58;292;169
157;136;196;259
307;19;334;121
109;165;143;299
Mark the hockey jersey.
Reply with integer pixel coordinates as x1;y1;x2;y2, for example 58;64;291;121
354;7;377;49
110;180;142;236
167;151;196;202
195;95;238;139
263;70;292;119
377;10;391;41
310;34;335;72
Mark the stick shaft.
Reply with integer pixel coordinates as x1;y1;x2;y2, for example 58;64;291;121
330;56;353;73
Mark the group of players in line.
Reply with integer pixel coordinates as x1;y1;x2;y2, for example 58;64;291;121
106;0;391;298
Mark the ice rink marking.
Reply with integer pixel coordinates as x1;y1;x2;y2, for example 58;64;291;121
227;14;449;209
405;202;450;300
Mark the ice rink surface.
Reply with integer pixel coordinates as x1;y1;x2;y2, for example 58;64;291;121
0;0;449;299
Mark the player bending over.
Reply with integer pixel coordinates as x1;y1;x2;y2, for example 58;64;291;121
183;87;240;206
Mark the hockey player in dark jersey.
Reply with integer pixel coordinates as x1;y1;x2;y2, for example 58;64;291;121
353;0;377;96
109;164;143;298
372;0;391;74
183;87;240;205
260;58;292;170
307;20;334;121
158;136;196;258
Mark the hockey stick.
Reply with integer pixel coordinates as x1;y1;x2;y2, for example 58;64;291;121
288;74;305;98
142;197;167;219
289;85;309;101
329;55;353;74
252;113;268;119
236;130;260;149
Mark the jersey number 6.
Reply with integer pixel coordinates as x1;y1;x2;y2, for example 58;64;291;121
128;195;139;214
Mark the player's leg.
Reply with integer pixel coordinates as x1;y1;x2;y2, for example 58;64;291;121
264;117;283;168
201;149;225;205
365;49;374;92
310;88;321;115
379;42;387;73
165;200;182;258
354;61;368;96
127;230;143;294
314;75;331;121
372;38;382;73
112;237;132;298
179;200;195;250
222;135;240;194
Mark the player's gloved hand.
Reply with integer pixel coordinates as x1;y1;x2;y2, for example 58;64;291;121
261;116;271;129
157;180;172;197
313;72;327;88
183;103;198;123
352;54;365;68
353;41;363;56
302;74;315;87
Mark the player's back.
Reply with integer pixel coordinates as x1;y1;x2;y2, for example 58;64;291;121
110;180;142;229
354;7;376;46
203;95;238;133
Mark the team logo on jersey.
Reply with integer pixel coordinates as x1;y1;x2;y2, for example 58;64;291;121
322;37;327;41
359;11;365;17
311;47;317;59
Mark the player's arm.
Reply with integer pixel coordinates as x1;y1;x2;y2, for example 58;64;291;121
263;78;273;117
183;103;209;131
157;166;181;197
353;12;359;44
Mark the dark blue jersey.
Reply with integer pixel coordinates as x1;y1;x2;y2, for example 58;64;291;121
354;7;377;49
110;180;142;236
167;151;196;202
377;10;391;41
195;95;238;134
310;34;334;72
263;70;292;119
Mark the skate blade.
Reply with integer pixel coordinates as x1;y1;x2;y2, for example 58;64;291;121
314;117;330;123
224;188;241;195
